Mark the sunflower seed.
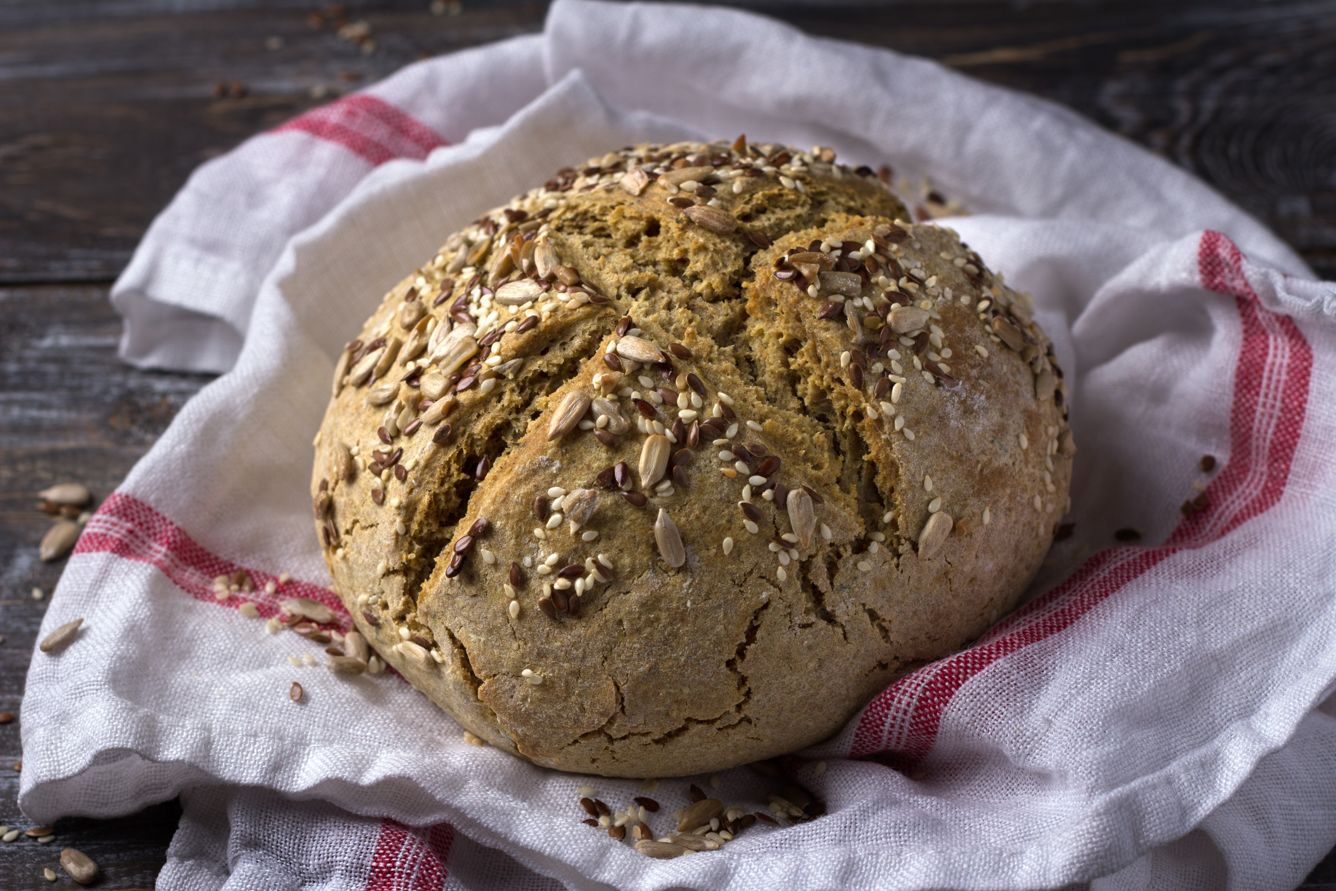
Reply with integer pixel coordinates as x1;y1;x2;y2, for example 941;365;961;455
398;300;425;329
677;797;724;831
889;305;929;334
620;167;651;196
422;395;457;426
282;598;337;624
39;520;80;562
290;681;304;703
37;483;91;508
639;434;671;487
343;629;369;662
331;347;352;396
44;867;57;882
394;640;430;668
2;829;18;842
372;336;402;379
660;165;714;186
25;827;53;838
683;204;737;234
991;316;1024;351
38;617;82;654
419;371;449;400
347;348;382;386
615;334;664;365
1035;366;1056;402
667;833;716;852
654;508;686;569
548;390;592;440
786;487;816;549
818;270;862;298
327;655;367;674
563;488;599;530
918;511;954;559
59;847;98;885
495;279;544;306
430;329;479;375
533;240;559;279
591;397;629;434
367;380;399;406
634;839;687;859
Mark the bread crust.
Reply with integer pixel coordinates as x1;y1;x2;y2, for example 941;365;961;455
311;140;1073;777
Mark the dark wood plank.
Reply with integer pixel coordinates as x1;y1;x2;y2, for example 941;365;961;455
0;283;206;889
3;2;1336;886
1;0;1333;284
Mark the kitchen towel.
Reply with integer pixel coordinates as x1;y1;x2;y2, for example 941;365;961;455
22;1;1336;888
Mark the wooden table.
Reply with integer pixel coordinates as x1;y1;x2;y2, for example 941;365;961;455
2;1;1333;886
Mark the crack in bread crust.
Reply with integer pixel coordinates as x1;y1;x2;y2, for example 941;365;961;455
312;139;1073;777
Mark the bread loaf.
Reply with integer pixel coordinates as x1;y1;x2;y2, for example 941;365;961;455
311;138;1073;777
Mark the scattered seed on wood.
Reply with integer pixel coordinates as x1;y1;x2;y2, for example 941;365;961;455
37;483;92;508
39;520;80;562
39;618;84;654
59;847;98;885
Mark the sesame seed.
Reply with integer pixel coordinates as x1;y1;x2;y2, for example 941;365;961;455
1019;432;1029;450
508;600;520;620
743;520;760;535
746;420;763;432
924;475;933;493
928;497;942;513
857;560;872;572
722;536;734;555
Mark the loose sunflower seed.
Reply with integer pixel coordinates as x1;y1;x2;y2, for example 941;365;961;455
683;204;737;234
548;390;592;441
786;487;816;549
494;279;544;306
39;618;83;654
343;629;369;663
889;305;930;334
634;839;687;859
59;847;98;885
654;508;686;569
918;511;954;559
37;483;92;508
677;797;724;832
281;598;338;624
615;334;664;365
327;655;367;675
39;520;80;562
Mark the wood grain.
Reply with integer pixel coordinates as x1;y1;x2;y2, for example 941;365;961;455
1;0;1333;283
2;0;1334;886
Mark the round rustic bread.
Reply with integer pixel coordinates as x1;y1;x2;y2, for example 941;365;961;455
311;139;1073;777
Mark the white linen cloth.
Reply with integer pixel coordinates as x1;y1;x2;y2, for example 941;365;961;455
21;1;1336;888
